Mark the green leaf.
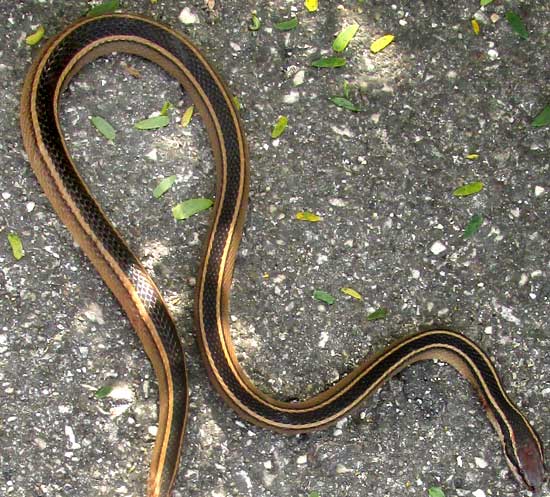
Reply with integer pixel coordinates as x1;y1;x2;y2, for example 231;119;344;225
25;25;45;46
332;23;359;52
341;287;362;300
87;0;120;17
249;12;261;31
172;198;213;220
90;116;116;141
274;17;298;31
367;308;387;321
453;181;484;197
505;11;528;40
480;0;494;5
343;81;350;99
311;57;346;68
8;233;24;260
94;385;113;399
428;487;446;497
296;211;321;222
313;290;335;305
463;214;483;238
532;106;550;127
160;101;173;116
329;96;360;112
271;116;288;139
153;175;177;199
134;115;170;130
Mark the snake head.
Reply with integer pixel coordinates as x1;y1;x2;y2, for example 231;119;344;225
513;439;546;494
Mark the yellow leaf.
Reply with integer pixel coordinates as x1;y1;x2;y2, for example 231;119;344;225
466;153;479;160
26;25;45;46
304;0;318;13
232;96;242;110
340;287;362;300
370;34;394;54
471;19;480;35
296;211;321;222
181;105;194;127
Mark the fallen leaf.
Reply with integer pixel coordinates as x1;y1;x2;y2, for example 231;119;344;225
181;105;194;127
296;211;321;222
505;11;528;39
313;290;335;305
172;198;213;220
91;116;116;141
134;115;170;130
274;17;298;31
87;0;119;17
25;25;45;46
370;34;394;53
304;0;318;12
153;175;177;199
532;106;550;127
453;181;484;197
329;96;360;112
311;57;346;68
341;287;362;300
463;214;483;238
271;116;288;139
8;233;24;260
332;23;359;52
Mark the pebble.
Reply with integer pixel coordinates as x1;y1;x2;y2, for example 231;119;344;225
474;457;488;468
430;241;446;255
296;454;307;465
179;7;199;25
292;69;305;86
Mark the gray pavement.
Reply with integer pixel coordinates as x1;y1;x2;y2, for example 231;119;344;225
1;1;549;497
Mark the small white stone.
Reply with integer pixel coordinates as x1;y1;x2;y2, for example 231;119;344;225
474;457;488;468
457;455;463;467
329;198;346;207
483;326;492;335
411;269;420;279
145;148;158;161
430;241;447;255
336;463;352;474
519;273;528;287
292;69;305;86
263;461;272;469
487;49;499;60
110;404;131;418
179;7;199;24
2;192;11;200
148;426;158;437
297;454;307;465
283;91;300;104
534;186;545;197
472;489;486;497
26;201;35;212
318;331;329;348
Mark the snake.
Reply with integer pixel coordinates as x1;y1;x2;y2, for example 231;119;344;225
20;13;545;497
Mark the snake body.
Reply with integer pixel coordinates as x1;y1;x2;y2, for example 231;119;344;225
20;13;545;497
